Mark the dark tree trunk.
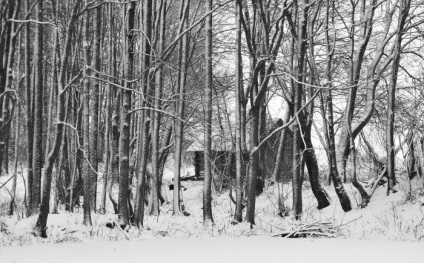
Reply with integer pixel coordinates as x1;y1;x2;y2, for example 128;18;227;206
302;124;331;210
387;0;411;194
134;0;153;228
203;0;214;227
291;0;310;220
325;84;352;212
349;123;370;207
34;91;66;237
110;88;120;214
89;0;102;209
83;9;92;226
34;0;82;237
118;1;136;228
271;110;290;215
150;0;166;216
108;3;119;214
233;0;244;223
320;0;352;212
24;0;34;217
61;131;71;210
246;107;259;224
100;2;115;214
2;0;21;178
0;0;16;177
9;104;20;216
32;0;44;214
173;0;190;216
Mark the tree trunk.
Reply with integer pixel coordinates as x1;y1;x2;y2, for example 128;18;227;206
2;0;21;176
118;1;136;228
246;107;259;224
302;123;331;210
32;0;44;214
291;0;310;220
133;0;153;228
387;0;411;194
45;30;58;164
9;104;20;216
271;110;291;183
108;3;119;214
0;0;16;177
60;130;71;210
335;0;381;183
349;122;370;207
24;0;34;217
233;0;244;223
150;0;166;216
270;109;290;215
173;0;190;216
34;90;66;237
320;0;352;212
34;0;82;237
89;0;102;209
326;85;351;212
83;9;92;226
244;1;262;227
100;2;114;215
110;89;120;214
203;0;214;227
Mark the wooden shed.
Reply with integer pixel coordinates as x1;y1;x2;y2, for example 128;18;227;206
186;140;235;181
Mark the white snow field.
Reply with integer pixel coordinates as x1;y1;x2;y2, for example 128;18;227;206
1;170;423;263
1;237;422;263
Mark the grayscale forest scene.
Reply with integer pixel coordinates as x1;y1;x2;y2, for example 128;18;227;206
0;0;423;262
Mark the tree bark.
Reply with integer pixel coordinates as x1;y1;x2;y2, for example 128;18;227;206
303;123;331;210
321;0;352;212
100;2;114;214
291;0;309;220
133;0;153;228
83;9;92;226
9;104;20;216
34;0;83;237
24;0;34;217
32;0;44;214
118;0;136;228
387;0;411;194
203;0;214;227
150;0;166;216
173;0;190;216
89;0;102;209
0;0;16;176
246;107;259;224
233;0;244;223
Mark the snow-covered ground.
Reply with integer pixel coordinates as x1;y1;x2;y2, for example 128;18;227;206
1;170;423;262
1;237;422;263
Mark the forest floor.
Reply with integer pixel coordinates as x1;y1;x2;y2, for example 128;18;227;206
0;170;423;262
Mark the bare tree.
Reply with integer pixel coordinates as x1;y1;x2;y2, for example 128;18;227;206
387;0;411;195
150;0;166;216
24;0;34;217
134;0;153;228
118;0;136;228
203;0;214;227
32;0;43;214
173;0;190;216
34;0;83;237
233;0;244;223
89;0;102;209
82;7;92;226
